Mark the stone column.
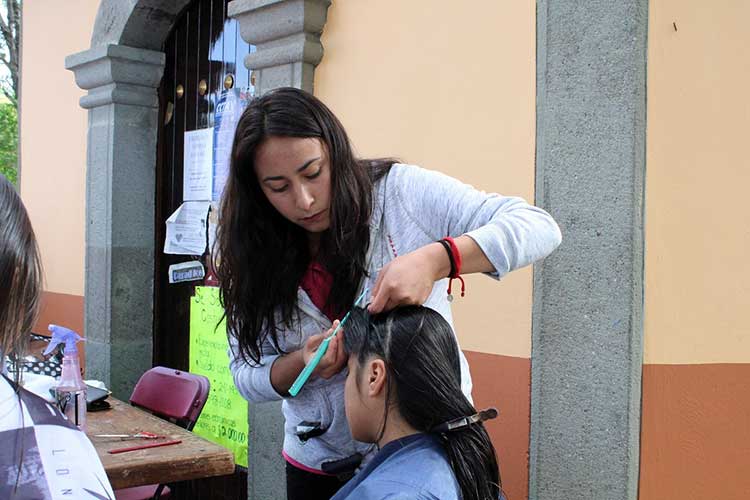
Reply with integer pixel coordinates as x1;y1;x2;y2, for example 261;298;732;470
531;1;647;499
229;0;331;94
227;2;331;498
65;44;165;399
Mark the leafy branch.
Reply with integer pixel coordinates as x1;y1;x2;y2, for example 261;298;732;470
0;0;20;106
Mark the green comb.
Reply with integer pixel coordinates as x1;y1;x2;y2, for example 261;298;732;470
289;288;369;397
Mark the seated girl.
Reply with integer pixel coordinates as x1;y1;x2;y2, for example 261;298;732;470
333;305;504;500
0;175;114;499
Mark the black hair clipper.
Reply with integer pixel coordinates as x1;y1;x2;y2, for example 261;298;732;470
295;421;326;442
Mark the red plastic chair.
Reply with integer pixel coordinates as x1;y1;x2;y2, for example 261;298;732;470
115;367;210;500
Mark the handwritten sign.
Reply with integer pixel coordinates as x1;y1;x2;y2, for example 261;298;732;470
189;286;248;467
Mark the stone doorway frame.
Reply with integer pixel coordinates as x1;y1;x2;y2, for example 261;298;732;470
66;0;331;394
67;2;331;497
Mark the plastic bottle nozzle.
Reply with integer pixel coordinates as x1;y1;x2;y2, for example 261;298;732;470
43;324;85;356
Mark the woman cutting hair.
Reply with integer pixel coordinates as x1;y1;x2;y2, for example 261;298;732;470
219;87;560;498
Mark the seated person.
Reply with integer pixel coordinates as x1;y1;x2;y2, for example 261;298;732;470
333;305;505;500
0;175;114;499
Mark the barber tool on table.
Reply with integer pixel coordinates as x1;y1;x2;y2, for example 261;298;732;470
93;431;165;440
107;440;183;454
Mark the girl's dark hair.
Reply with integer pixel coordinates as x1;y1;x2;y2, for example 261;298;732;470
346;306;501;500
217;87;393;364
0;174;43;387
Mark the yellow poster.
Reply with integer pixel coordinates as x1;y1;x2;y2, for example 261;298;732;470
189;286;248;468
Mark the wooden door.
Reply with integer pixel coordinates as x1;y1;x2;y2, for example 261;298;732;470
154;1;253;497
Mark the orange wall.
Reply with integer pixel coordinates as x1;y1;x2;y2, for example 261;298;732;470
19;0;99;298
645;0;750;365
640;364;750;500
20;0;537;355
315;2;536;499
642;1;750;498
315;0;537;359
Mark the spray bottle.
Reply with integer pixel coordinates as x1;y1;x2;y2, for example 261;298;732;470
43;324;87;430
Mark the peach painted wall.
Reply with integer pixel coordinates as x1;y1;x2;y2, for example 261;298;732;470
645;0;750;365
642;1;750;498
315;0;537;359
20;0;538;355
315;4;536;498
19;0;99;297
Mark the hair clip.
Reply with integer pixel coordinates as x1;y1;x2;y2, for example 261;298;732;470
431;407;499;434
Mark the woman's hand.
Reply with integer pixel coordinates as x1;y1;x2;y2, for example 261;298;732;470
302;320;348;379
368;243;450;314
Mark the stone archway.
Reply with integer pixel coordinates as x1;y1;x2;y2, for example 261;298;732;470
66;2;330;498
65;0;330;398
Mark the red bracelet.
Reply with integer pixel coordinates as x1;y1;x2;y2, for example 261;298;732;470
442;236;465;300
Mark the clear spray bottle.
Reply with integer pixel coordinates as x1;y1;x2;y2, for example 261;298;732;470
43;324;87;431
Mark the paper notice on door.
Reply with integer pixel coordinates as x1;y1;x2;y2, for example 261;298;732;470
183;128;214;201
212;89;249;201
164;201;211;255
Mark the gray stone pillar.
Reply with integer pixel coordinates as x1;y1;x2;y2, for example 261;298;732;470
228;0;331;94
531;1;647;499
65;44;165;399
228;1;331;498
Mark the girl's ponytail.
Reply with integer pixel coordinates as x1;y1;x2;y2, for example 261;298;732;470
346;306;502;500
439;412;501;500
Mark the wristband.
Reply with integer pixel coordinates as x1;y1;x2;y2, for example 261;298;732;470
438;237;465;301
437;239;456;278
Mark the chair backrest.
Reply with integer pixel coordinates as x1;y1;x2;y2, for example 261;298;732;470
129;366;210;430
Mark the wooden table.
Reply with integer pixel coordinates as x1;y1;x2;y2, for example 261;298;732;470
87;397;235;489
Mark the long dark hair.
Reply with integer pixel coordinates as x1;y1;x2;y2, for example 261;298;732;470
0;174;43;493
345;306;501;500
0;174;42;387
217;87;393;364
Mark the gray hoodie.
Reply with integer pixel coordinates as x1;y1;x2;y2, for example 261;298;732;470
229;163;562;470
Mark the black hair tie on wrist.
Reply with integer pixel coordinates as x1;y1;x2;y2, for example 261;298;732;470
437;239;456;278
431;407;499;434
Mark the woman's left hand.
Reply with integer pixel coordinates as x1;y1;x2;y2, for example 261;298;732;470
368;243;449;314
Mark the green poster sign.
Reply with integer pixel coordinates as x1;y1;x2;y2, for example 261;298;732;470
189;286;248;468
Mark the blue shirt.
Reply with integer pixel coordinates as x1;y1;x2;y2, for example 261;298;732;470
332;433;461;500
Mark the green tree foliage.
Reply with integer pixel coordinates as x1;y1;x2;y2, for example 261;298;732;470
0;0;21;105
0;1;20;184
0;102;17;184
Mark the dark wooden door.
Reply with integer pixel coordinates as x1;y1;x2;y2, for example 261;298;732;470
154;1;253;498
